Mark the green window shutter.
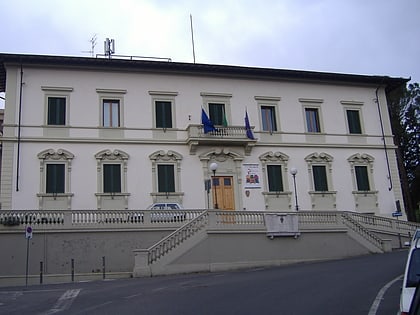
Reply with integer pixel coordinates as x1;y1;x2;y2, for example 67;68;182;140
313;165;328;191
267;165;283;192
158;165;175;192
209;103;225;125
355;166;370;191
155;101;172;128
46;164;65;193
347;110;362;134
48;97;66;125
103;164;121;193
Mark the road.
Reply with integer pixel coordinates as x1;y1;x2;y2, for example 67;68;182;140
0;250;408;315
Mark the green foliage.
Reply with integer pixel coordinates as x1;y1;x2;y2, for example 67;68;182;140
388;83;420;220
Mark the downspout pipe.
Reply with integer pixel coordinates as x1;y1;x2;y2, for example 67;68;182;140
375;86;392;191
16;64;23;191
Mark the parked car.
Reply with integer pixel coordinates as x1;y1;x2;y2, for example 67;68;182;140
146;203;186;222
400;238;420;314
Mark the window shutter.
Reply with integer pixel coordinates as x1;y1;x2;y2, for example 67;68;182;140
156;101;172;128
209;103;225;125
103;164;121;193
267;165;283;192
347;110;362;134
158;165;175;192
48;97;66;125
313;165;328;191
46;164;65;193
355;166;370;191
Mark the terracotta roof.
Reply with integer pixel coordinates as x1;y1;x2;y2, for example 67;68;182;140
0;53;409;93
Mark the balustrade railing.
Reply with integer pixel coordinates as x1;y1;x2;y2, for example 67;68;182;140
148;211;209;264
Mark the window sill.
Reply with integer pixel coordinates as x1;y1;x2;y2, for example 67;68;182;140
37;193;74;197
95;192;130;197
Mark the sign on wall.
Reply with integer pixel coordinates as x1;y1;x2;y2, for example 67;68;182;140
243;163;261;189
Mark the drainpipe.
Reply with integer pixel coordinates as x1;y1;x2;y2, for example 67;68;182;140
16;64;23;191
375;86;392;191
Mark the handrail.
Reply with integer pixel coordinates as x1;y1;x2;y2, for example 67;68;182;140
147;211;209;264
341;213;384;251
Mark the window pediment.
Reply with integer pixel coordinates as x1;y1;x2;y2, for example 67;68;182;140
95;149;129;161
259;151;289;163
347;153;374;164
38;149;74;161
305;152;333;163
149;150;183;162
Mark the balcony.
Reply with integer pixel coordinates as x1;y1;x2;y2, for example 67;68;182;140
187;124;257;155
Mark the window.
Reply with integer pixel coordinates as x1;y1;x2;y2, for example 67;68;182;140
47;97;66;125
346;110;362;134
155;101;173;128
355;165;370;191
305;108;321;133
312;165;328;191
261;106;277;132
209;103;227;126
267;165;284;192
103;164;121;193
46;164;65;193
103;99;120;127
157;164;175;192
94;149;130;209
305;152;334;192
37;149;74;210
149;150;183;203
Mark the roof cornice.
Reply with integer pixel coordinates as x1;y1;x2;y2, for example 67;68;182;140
0;53;410;92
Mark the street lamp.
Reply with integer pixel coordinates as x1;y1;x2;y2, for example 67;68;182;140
290;167;299;211
209;162;219;209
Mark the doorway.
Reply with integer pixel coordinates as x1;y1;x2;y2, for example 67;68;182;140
212;176;235;210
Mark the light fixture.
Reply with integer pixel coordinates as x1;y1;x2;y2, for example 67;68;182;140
209;162;219;209
290;167;299;211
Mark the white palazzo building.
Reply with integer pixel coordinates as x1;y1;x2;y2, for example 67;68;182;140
0;53;409;217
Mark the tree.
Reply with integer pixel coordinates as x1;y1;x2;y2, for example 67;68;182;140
388;83;420;221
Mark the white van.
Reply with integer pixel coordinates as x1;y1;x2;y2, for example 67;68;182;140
400;239;420;314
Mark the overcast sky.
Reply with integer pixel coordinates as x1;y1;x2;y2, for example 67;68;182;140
1;0;419;107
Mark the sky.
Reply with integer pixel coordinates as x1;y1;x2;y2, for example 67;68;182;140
1;0;419;107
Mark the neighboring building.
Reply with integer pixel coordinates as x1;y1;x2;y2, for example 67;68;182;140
0;53;409;217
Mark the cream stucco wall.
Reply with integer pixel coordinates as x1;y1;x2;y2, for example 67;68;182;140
0;64;404;217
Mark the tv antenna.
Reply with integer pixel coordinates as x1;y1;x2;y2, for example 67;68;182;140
82;34;97;57
104;38;115;59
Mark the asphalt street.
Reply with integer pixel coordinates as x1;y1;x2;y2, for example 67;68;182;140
0;249;408;315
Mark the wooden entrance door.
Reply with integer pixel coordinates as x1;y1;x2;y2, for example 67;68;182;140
212;176;235;210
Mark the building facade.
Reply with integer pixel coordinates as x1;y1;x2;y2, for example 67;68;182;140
0;53;408;217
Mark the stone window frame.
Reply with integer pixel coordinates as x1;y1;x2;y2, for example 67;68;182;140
149;91;178;130
259;151;290;195
41;86;73;127
200;92;232;126
94;149;130;207
149;150;184;202
96;89;126;128
299;98;325;134
347;153;376;193
341;101;365;135
37;148;74;209
255;96;281;134
304;152;334;193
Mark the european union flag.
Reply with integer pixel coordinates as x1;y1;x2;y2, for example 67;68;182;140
245;110;255;140
201;108;216;133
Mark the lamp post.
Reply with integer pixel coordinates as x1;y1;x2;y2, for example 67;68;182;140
290;167;299;211
209;162;219;209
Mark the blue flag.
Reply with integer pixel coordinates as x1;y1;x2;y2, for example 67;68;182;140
201;108;216;133
245;110;255;140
